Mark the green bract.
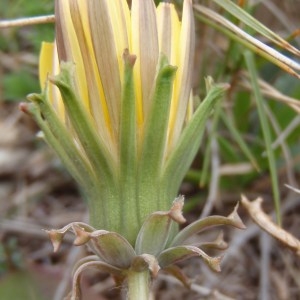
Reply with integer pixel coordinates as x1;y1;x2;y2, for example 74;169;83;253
23;0;231;244
46;197;245;299
27;61;227;243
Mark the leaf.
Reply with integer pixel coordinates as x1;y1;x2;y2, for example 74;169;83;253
50;62;116;180
241;195;300;256
25;93;96;191
161;79;228;201
244;51;281;224
119;50;139;244
220;113;259;171
137;55;177;217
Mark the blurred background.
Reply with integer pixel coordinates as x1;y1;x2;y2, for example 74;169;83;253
0;0;300;299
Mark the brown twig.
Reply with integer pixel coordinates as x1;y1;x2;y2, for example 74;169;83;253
0;15;55;29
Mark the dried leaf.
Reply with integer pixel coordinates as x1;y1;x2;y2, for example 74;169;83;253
45;222;95;252
169;195;186;224
241;195;300;256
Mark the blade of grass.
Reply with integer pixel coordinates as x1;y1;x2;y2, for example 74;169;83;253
220;113;260;171
244;51;281;224
199;136;212;187
199;101;222;187
211;0;300;56
194;5;300;79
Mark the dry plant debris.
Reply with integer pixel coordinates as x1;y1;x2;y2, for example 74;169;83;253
241;195;300;256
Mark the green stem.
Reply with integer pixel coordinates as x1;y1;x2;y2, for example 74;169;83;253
126;270;151;300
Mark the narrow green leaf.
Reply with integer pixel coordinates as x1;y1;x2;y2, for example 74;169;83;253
220;113;260;171
244;51;281;224
137;56;177;216
22;99;96;191
51;62;119;230
119;51;139;244
199;136;212;187
199;99;222;187
51;62;116;182
162;80;228;199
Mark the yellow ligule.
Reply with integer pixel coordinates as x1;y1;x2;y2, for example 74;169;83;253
39;42;54;90
57;0;90;114
88;0;122;142
39;42;65;122
168;0;195;150
70;0;116;156
131;0;159;126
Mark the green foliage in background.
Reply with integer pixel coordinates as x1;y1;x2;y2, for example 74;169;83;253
0;271;42;300
0;0;54;101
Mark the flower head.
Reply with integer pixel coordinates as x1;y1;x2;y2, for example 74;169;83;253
26;0;228;243
40;0;194;158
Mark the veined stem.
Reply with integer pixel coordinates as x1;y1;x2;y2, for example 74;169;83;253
126;270;151;300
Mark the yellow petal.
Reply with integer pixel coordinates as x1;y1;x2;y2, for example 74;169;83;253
157;3;181;155
185;91;194;123
106;0;131;82
55;0;89;114
39;41;65;122
168;0;195;149
131;0;159;125
39;42;54;90
68;0;116;156
88;0;124;141
156;3;180;66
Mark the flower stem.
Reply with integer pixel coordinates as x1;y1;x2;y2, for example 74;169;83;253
126;270;151;300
